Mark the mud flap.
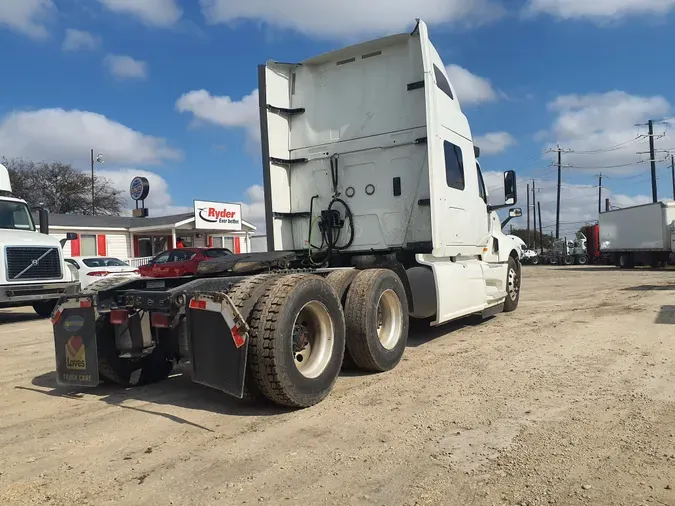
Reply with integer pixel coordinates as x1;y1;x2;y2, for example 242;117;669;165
187;293;249;399
52;297;100;387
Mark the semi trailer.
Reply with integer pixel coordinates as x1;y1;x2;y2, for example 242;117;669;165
50;19;523;408
600;201;675;268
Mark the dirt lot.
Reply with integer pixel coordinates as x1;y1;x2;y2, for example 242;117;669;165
0;266;674;506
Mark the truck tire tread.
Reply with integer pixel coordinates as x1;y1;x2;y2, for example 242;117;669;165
248;274;345;408
227;274;280;401
324;270;358;370
344;269;409;373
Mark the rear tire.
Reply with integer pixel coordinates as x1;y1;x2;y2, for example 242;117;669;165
248;274;346;408
531;256;540;266
563;256;575;266
324;270;358;370
344;269;409;372
619;254;634;269
227;274;281;401
577;255;589;265
503;256;521;313
33;300;57;318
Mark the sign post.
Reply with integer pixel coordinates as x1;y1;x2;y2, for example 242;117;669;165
130;176;150;218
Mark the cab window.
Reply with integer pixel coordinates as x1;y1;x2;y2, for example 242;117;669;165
476;164;488;204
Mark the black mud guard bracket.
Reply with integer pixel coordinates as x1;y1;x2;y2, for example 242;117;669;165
186;291;252;399
52;296;100;387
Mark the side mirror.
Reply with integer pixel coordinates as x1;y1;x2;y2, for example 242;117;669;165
501;207;522;230
60;232;78;248
504;170;517;206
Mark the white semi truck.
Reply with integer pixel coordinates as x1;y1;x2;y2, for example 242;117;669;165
50;19;523;408
0;163;79;317
600;201;675;268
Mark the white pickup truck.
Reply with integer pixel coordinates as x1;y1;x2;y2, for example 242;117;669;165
0;163;80;317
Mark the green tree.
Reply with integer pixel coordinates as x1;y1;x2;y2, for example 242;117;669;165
508;228;554;250
2;157;124;216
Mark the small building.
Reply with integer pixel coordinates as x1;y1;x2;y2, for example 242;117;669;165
41;210;256;266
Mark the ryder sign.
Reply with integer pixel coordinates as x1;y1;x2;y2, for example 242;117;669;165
194;201;243;231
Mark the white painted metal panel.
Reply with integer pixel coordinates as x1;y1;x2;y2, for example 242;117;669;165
599;202;672;251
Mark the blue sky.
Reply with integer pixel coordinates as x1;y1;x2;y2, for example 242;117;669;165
1;0;675;237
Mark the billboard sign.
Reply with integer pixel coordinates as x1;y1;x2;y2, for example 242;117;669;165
194;200;243;231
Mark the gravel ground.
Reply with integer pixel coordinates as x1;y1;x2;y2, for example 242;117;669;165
0;266;674;506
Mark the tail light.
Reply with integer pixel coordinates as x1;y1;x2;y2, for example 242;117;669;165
109;309;129;325
151;312;171;328
87;271;109;277
133;269;140;275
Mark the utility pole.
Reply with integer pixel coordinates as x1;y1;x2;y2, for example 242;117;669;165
526;183;531;248
546;145;571;239
532;181;537;251
598;174;602;214
671;155;675;201
538;201;544;255
648;120;657;203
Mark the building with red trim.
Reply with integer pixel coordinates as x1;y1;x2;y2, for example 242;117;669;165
39;212;257;264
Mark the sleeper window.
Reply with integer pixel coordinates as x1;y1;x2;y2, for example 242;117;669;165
444;141;465;191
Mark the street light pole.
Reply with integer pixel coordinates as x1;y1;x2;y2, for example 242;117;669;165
90;150;104;215
90;149;95;215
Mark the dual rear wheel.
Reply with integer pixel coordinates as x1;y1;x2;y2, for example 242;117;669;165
245;269;409;408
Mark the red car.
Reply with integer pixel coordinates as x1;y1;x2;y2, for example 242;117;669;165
138;247;232;278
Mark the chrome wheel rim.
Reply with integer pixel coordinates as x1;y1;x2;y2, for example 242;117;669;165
508;268;519;301
376;289;403;350
292;301;334;379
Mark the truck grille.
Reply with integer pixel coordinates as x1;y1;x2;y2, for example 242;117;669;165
6;247;62;281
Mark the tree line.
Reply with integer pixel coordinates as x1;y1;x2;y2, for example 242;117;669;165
1;157;124;215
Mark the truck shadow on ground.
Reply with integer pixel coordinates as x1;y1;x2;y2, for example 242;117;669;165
623;284;675;291
0;312;44;324
25;314;482;423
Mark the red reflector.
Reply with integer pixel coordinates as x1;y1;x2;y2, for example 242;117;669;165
109;309;128;325
189;299;206;310
231;326;245;348
80;300;92;308
151;312;171;328
51;309;62;325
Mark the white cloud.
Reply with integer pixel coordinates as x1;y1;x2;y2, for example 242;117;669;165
474;132;516;155
526;0;675;20
446;65;499;106
540;91;672;174
0;108;181;166
175;89;260;148
199;0;503;39
104;54;148;80
239;184;266;232
98;168;191;217
0;0;54;39
62;28;100;51
96;0;182;27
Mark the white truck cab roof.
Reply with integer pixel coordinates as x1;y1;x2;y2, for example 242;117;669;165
0;163;12;193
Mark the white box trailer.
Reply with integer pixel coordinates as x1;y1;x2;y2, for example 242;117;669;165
599;201;675;268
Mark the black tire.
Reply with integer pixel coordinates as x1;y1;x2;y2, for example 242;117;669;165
33;300;57;318
619;254;634;269
503;256;521;313
96;315;175;387
531;256;540;266
577;255;589;266
227;274;281;401
248;274;346;408
324;270;358;369
563;256;575;266
81;275;137;295
344;269;409;373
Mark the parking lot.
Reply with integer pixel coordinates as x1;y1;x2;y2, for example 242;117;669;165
0;266;674;506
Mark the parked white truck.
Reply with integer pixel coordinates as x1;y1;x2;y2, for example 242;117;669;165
599;201;675;268
50;19;523;408
0;163;79;317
